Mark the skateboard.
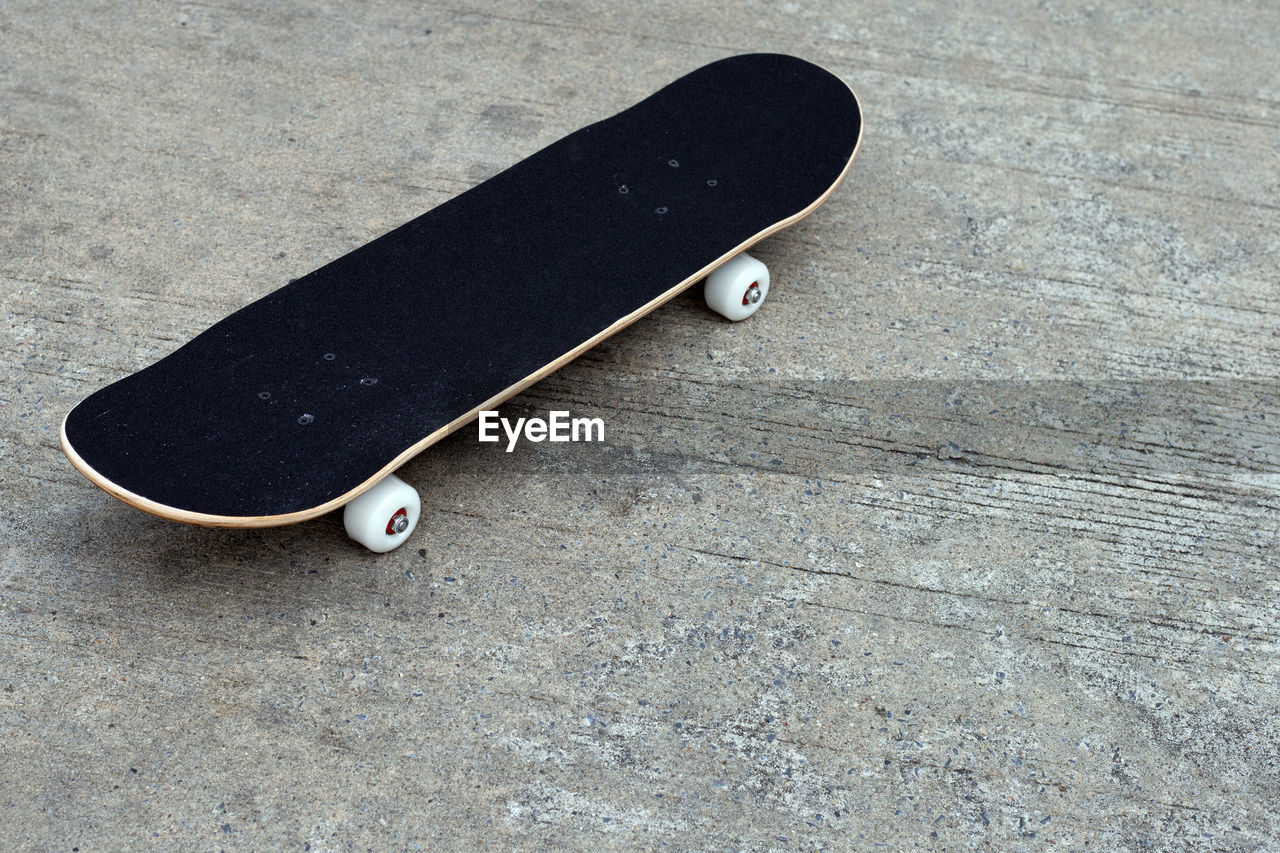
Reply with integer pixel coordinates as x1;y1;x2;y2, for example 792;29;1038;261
61;53;863;551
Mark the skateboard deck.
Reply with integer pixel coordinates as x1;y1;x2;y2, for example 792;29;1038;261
62;53;863;533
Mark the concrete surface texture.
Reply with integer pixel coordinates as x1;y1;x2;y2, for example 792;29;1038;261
2;1;1276;850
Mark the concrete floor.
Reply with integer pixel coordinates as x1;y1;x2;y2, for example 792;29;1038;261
2;1;1277;850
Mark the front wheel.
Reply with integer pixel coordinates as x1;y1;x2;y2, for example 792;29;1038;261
705;252;770;321
343;474;421;552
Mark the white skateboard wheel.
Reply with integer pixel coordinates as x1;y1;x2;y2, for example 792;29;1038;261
705;252;770;321
343;473;421;552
